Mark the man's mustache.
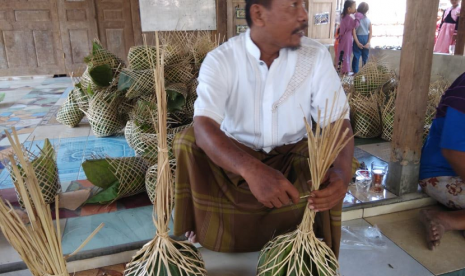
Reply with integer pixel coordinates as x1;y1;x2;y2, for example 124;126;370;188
292;23;309;34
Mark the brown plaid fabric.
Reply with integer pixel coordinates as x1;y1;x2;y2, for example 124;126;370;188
173;127;357;256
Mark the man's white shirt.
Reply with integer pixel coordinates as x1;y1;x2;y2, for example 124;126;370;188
194;29;349;153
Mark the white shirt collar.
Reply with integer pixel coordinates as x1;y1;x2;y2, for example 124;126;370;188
245;29;261;61
245;29;287;64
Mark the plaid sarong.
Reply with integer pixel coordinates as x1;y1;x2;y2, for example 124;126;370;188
174;127;355;256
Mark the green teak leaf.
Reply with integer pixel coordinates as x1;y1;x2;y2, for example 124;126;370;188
118;71;134;92
85;181;120;204
89;64;113;87
82;159;118;189
166;89;186;112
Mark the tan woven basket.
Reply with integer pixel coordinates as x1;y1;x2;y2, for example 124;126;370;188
145;159;177;204
84;92;124;137
120;69;156;99
353;62;391;96
128;45;158;70
380;90;396;141
56;88;84;127
350;92;382;138
7;139;60;208
107;157;148;200
80;68;100;92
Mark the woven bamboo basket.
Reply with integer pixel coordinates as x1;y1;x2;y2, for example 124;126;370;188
6;139;60;208
190;32;220;75
350;92;382;138
165;62;194;85
381;90;396;141
423;78;450;142
84;156;149;204
353;62;391;96
145;159;177;204
85;40;124;69
128;45;159;70
56;88;85;127
120;69;156;99
160;31;194;67
84;91;124;137
73;85;90;112
80;68;100;92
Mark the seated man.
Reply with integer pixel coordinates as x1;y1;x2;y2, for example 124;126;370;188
420;72;465;250
173;0;355;256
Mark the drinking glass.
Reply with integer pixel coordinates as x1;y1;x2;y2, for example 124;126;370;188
371;162;388;193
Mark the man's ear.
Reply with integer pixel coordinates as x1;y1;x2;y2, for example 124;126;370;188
250;4;267;27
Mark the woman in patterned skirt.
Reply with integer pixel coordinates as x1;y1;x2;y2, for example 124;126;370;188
419;72;465;250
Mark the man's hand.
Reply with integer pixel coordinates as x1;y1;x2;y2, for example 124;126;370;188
356;42;364;49
307;168;348;212
244;164;300;209
363;43;370;49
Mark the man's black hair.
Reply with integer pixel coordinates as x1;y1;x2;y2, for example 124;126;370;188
245;0;273;27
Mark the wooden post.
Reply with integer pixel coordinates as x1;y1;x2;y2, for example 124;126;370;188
214;0;228;41
386;0;440;195
454;0;465;55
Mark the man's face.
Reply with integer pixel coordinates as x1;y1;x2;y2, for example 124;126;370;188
258;0;309;49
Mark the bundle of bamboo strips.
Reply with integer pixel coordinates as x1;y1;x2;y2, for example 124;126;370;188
125;33;206;276
0;128;104;276
257;96;352;276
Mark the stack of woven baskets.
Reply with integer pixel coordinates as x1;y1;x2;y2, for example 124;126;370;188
347;58;450;142
55;32;220;204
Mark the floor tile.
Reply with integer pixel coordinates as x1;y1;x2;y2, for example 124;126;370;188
342;209;363;221
0;133;30;147
61;205;162;255
28;125;90;141
0;227;23;266
365;206;465;275
357;142;392;162
363;197;437;218
0;270;33;276
339;219;433;276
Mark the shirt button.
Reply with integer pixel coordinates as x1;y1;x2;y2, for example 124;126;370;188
259;62;264;65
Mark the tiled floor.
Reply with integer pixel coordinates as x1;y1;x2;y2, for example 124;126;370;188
1;76;454;275
72;218;435;276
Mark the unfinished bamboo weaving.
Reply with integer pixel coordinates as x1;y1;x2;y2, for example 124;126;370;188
257;96;351;276
0;129;104;276
56;87;85;127
6;138;60;209
125;33;207;276
350;92;382;138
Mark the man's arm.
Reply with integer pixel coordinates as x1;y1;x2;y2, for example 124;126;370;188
442;149;465;180
308;119;355;212
193;116;300;208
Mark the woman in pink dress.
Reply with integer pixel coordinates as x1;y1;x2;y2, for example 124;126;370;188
337;1;364;74
434;0;461;54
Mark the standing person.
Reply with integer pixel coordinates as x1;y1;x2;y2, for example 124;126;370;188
174;0;356;256
434;0;461;54
352;2;371;74
436;9;445;45
337;1;364;74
